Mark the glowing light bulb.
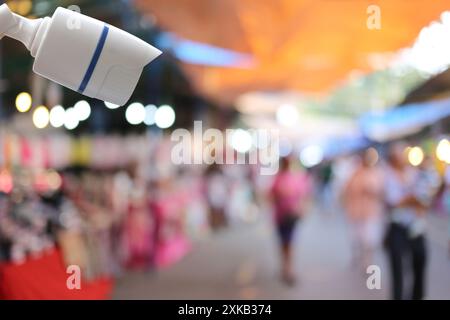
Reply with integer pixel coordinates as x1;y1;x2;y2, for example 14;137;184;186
16;92;32;112
33;106;50;129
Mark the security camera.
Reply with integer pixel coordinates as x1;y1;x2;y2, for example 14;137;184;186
0;4;161;106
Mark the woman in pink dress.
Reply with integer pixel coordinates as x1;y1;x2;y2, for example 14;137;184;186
271;157;311;285
150;177;190;269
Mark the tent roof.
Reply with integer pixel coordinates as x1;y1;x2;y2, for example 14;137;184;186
137;0;449;102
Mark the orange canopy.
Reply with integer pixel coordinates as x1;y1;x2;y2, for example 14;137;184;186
137;0;450;102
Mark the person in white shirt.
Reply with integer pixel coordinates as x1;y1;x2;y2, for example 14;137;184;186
384;142;428;300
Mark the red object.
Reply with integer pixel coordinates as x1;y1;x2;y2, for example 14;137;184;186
0;248;113;300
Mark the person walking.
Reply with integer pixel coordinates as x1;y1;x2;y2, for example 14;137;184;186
270;156;311;286
343;149;384;270
384;143;428;300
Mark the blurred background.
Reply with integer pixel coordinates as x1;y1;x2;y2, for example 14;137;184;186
0;0;449;300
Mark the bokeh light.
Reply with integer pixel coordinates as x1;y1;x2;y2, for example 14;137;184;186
144;104;158;126
276;104;299;127
49;105;66;128
155;105;176;129
15;92;32;113
300;145;323;168
436;138;450;163
32;106;50;129
0;170;13;194
125;102;146;125
104;101;120;109
407;146;424;166
230;129;252;153
74;100;91;121
64;107;79;130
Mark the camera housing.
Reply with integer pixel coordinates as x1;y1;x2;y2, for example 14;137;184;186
0;4;162;106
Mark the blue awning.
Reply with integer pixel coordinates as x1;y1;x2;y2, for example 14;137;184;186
359;98;450;142
156;33;254;68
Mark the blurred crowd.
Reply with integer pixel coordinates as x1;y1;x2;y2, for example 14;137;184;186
268;141;448;299
0;135;264;281
0;135;449;300
325;143;447;299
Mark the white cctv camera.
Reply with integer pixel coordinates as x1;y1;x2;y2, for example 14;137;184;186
0;4;161;106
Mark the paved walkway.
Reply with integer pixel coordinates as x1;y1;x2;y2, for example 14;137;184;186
113;207;450;300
